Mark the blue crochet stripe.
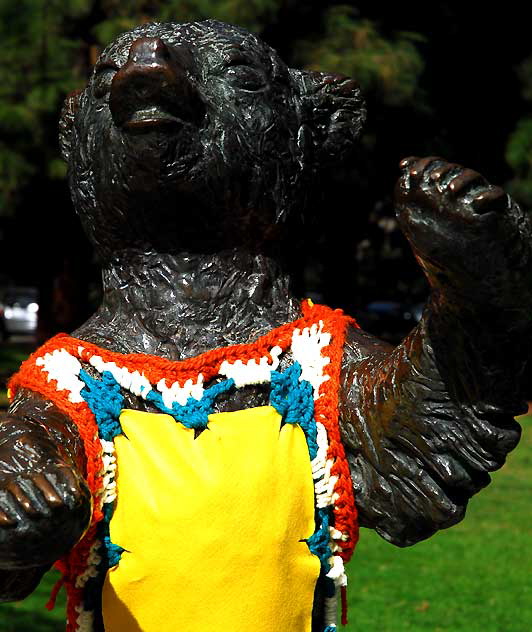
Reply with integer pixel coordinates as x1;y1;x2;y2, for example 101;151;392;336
270;362;338;610
270;362;318;460
145;377;235;430
307;508;331;567
79;369;126;570
324;626;337;632
308;506;337;598
79;369;124;441
102;503;125;566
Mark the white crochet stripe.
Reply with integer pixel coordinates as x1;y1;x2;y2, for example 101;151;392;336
156;373;205;408
312;422;338;509
329;526;349;542
312;420;350;583
326;554;348;587
75;605;94;632
35;349;85;403
87;356;152;398
298;323;351;565
74;539;103;589
99;439;117;505
324;595;338;628
311;422;328;479
219;345;282;387
291;321;331;400
315;471;339;507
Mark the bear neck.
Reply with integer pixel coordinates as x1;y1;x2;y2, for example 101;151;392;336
74;249;300;360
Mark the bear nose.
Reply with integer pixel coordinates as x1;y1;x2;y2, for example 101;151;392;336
109;37;205;131
128;37;172;65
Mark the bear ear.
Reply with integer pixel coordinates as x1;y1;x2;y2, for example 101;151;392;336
290;69;366;166
59;90;82;163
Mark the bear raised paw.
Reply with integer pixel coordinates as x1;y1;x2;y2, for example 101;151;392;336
1;20;531;632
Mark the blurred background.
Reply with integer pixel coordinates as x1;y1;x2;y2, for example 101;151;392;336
2;0;532;344
0;1;531;630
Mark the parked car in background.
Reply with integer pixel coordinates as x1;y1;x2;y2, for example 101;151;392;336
0;287;39;339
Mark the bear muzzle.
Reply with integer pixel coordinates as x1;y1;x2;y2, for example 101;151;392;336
109;37;205;133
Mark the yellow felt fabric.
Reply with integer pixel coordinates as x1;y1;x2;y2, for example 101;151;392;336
102;406;320;632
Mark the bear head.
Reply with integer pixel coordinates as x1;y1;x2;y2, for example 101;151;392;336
59;20;365;262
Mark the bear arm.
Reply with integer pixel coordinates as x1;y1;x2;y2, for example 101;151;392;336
0;391;91;594
0;565;51;603
339;314;524;547
6;389;87;474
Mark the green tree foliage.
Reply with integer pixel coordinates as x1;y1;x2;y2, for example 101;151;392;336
93;0;283;44
0;0;94;216
0;0;93;215
294;5;425;108
506;56;532;208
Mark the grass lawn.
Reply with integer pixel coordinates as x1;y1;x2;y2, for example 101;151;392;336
344;415;532;631
0;403;530;630
0;572;66;632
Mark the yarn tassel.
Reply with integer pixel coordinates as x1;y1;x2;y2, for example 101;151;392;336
341;585;348;626
45;576;65;611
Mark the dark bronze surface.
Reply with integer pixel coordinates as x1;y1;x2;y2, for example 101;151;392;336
1;20;531;629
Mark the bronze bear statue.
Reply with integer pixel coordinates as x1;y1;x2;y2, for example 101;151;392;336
1;19;530;632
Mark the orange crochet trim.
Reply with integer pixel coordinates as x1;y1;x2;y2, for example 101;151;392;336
300;300;359;560
9;300;359;628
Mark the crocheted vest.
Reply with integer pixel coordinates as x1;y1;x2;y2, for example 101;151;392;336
9;301;358;632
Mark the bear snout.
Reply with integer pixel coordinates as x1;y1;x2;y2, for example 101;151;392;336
109;36;205;132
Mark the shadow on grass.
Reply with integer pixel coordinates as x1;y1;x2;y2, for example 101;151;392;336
0;605;63;632
0;571;66;631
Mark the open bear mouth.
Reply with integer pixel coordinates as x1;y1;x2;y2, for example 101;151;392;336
123;107;183;132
